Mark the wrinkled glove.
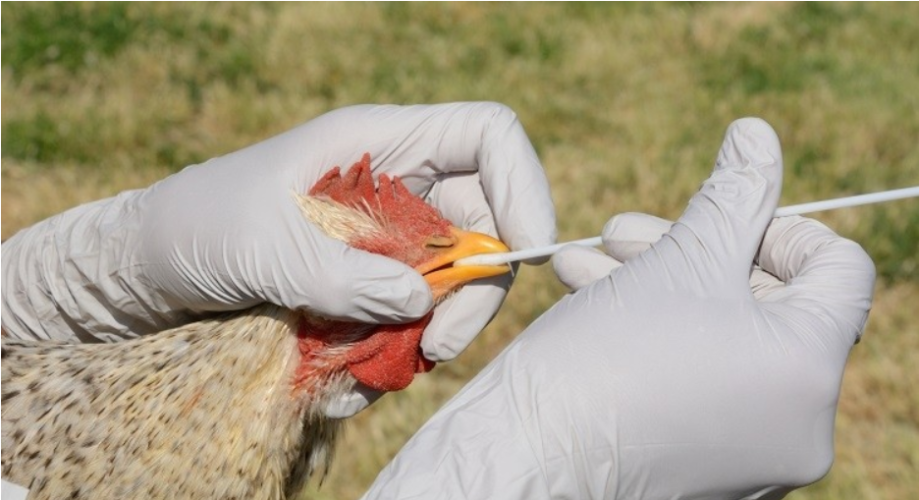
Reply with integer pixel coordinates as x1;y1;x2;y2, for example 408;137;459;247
362;118;875;499
1;102;556;416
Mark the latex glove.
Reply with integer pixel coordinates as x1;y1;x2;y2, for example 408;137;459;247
362;118;875;500
1;103;556;397
1;478;29;500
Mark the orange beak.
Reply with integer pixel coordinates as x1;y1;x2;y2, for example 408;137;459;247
415;227;511;300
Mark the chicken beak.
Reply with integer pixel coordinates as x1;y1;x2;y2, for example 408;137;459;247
416;227;511;300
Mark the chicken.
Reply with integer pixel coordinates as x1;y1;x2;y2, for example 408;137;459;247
0;154;510;500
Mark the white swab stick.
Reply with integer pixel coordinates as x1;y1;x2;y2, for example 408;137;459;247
455;186;919;267
772;186;919;217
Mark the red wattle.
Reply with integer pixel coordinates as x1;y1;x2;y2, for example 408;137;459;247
344;316;434;392
296;315;436;393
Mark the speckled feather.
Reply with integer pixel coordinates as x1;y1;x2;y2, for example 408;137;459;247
2;305;353;499
1;155;455;500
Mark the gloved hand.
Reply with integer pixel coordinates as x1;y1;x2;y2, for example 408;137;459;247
1;102;557;415
362;118;876;499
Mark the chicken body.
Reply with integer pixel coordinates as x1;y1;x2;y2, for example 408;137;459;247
3;305;339;499
1;155;509;499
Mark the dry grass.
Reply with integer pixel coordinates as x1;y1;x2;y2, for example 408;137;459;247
3;3;917;499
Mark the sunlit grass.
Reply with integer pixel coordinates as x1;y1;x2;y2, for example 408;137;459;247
3;3;917;499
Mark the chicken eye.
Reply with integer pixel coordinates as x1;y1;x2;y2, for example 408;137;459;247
425;235;456;249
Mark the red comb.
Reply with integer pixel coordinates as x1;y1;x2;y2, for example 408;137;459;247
310;153;442;228
309;153;378;208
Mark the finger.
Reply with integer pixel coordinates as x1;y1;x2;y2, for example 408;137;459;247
552;245;623;291
305;103;557;260
465;103;557;260
661;117;783;290
321;383;385;419
421;277;509;361
420;173;511;361
601;212;673;263
248;193;435;323
188;129;438;324
757;216;876;345
424;172;496;241
298;240;435;324
750;265;785;300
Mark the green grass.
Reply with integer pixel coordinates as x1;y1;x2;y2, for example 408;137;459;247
3;3;917;499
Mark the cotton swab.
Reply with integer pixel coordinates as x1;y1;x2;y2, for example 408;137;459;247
454;186;919;267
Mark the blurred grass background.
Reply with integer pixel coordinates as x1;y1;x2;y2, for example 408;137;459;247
2;3;916;499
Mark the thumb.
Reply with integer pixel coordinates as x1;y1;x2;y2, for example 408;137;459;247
277;230;434;324
660;117;783;293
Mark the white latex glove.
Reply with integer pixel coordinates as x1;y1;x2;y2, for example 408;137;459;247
362;118;876;500
1;478;29;500
1;102;556;411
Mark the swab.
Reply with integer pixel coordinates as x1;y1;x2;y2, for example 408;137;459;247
455;186;919;267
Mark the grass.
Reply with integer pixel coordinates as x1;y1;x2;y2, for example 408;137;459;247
3;3;917;499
